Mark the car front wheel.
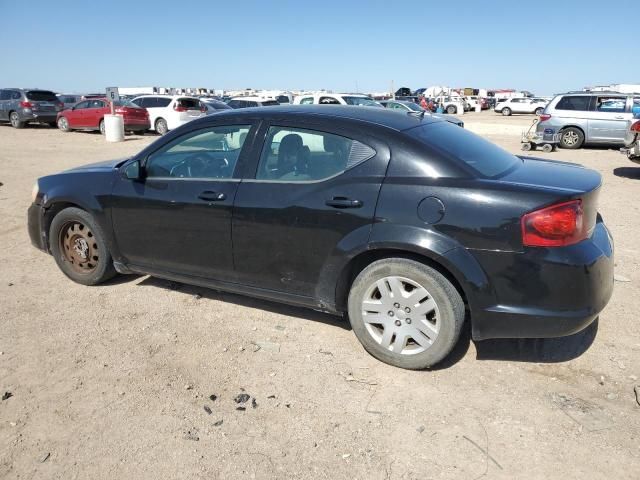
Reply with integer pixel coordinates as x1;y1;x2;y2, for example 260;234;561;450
347;258;464;370
57;116;71;132
502;107;512;116
49;207;117;285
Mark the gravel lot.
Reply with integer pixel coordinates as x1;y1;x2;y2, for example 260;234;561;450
1;112;639;479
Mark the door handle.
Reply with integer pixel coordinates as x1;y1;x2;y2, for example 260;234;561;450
325;197;363;209
615;116;625;119
198;191;226;202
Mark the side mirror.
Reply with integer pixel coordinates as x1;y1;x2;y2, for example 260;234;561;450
123;160;142;180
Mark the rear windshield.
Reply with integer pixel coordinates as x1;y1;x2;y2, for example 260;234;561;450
408;122;520;178
177;98;201;109
26;90;58;101
343;96;383;107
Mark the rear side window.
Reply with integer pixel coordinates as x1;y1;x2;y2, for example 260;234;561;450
299;97;314;104
12;91;22;100
156;97;171;108
319;96;341;105
408;122;520;178
25;90;58;101
256;126;375;182
555;95;590;111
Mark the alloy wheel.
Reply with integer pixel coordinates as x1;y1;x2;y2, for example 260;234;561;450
10;112;19;127
563;131;579;146
59;221;99;274
360;276;440;355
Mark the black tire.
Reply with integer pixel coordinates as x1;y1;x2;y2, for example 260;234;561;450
542;143;553;153
57;116;71;132
99;119;105;135
49;207;117;286
521;142;532;151
155;118;168;135
535;107;544;116
559;127;584;149
446;105;456;114
47;122;57;128
502;107;512;116
9;111;25;129
347;258;465;370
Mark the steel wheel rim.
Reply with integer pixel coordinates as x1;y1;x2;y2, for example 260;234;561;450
563;131;578;145
361;276;440;355
59;221;99;274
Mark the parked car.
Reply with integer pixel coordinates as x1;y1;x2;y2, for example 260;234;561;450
57;94;83;110
536;91;640;149
28;105;613;370
201;98;232;115
434;96;465;115
0;89;63;128
226;97;280;109
379;100;464;127
293;93;383;107
495;97;546;116
131;95;206;135
464;96;482;111
57;98;150;134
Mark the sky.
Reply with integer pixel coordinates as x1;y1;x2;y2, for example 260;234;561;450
0;0;637;96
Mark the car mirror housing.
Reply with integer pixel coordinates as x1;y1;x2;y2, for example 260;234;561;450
123;160;142;180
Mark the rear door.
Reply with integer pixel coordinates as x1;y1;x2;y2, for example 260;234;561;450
0;90;9;120
232;120;390;298
587;94;631;143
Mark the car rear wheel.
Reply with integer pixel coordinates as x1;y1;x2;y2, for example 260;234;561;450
446;105;456;114
50;207;117;286
9;111;24;128
99;119;105;135
535;107;544;115
502;107;512;116
559;127;584;149
347;258;464;370
155;118;168;135
57;116;71;132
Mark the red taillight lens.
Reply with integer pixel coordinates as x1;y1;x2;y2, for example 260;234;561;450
20;101;33;108
521;200;586;247
539;114;551;122
631;120;640;133
174;104;186;112
200;104;207;113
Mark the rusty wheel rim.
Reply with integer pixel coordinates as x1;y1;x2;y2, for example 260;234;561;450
59;221;99;274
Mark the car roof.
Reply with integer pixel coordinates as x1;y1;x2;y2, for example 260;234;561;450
230;96;274;101
132;95;195;99
190;105;442;131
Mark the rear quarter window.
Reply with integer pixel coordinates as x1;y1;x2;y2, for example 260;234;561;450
407;121;520;178
555;95;590;111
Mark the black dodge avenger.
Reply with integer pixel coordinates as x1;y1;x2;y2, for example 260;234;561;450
28;106;614;369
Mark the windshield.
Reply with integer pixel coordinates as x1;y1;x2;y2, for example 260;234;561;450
26;90;58;101
403;102;423;111
408;122;520;178
343;96;383;107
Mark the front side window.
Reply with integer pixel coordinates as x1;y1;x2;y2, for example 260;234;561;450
89;100;105;108
256;126;375;182
146;125;251;179
632;97;640;116
319;96;341;105
299;97;314;104
595;96;626;113
156;97;172;108
555;95;590;111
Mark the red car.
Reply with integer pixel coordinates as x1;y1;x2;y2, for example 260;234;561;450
57;98;150;134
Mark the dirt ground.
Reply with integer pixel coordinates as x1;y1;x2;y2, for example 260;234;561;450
0;112;638;479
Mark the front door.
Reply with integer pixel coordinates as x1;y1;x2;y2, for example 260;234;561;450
66;100;90;128
232;122;389;298
111;123;255;279
588;95;632;143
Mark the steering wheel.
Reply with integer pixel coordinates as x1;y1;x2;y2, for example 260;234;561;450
169;152;229;178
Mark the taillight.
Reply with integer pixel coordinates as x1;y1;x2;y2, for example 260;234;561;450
631;120;640;133
174;104;186;112
521;200;586;247
20;101;33;108
539;114;551;122
200;104;207;113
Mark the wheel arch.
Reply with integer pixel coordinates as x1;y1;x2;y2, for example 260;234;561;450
42;201;87;251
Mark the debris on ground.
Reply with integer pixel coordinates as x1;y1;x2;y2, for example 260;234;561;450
213;420;223;427
339;371;378;386
193;293;202;300
318;349;333;356
234;393;250;404
252;398;258;409
614;274;631;283
253;341;280;353
599;376;605;386
275;325;286;331
236;406;246;411
203;406;212;415
267;395;276;399
209;394;217;402
2;392;13;401
184;384;193;390
417;426;425;434
183;428;199;441
634;386;640;407
342;453;351;459
39;452;50;463
7;282;13;287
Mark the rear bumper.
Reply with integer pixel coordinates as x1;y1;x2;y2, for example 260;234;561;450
20;111;58;123
470;221;614;340
28;203;48;252
123;119;150;131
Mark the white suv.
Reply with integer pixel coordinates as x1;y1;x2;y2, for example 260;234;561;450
131;95;206;135
293;93;383;107
494;97;546;116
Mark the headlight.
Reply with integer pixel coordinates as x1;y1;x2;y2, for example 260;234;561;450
31;182;39;202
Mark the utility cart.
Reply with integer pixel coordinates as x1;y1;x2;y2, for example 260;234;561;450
521;118;561;153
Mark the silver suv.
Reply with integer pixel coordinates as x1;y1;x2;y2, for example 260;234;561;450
537;91;640;149
0;88;62;128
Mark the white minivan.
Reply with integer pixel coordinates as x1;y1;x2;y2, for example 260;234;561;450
131;95;207;135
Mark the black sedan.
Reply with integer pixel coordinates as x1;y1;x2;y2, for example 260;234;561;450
28;106;614;369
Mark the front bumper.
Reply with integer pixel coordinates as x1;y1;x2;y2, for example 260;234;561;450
470;221;614;340
28;203;48;252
